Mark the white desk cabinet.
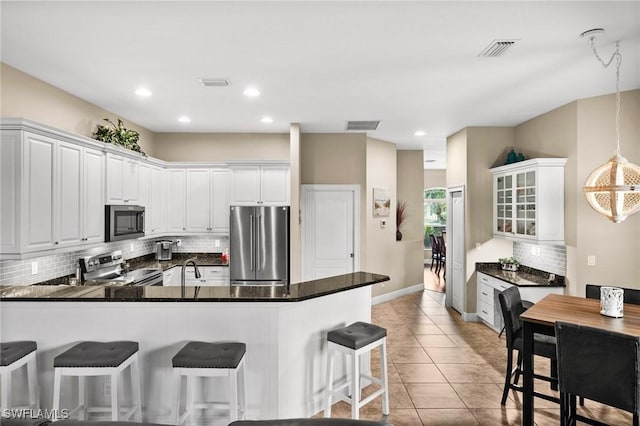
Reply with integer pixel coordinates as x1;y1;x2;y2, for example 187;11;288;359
491;158;567;245
476;272;564;332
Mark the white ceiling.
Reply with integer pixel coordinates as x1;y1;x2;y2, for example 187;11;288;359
2;2;639;169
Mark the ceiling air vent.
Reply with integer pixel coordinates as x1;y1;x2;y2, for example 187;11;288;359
478;39;517;58
198;78;230;87
345;120;380;131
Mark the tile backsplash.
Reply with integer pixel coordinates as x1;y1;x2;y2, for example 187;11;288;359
0;235;228;286
513;241;566;276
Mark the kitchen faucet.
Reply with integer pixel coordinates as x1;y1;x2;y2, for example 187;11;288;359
181;258;201;298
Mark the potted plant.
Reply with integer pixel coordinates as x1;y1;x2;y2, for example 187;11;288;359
396;201;407;241
92;118;146;156
499;257;520;272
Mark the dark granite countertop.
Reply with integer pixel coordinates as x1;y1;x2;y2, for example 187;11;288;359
0;272;389;302
476;262;565;287
127;253;228;271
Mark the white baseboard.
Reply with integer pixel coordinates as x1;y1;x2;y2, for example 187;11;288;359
462;312;480;322
371;283;424;305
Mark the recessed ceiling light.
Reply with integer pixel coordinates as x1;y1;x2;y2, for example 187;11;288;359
243;87;260;97
134;88;152;97
261;116;273;123
414;130;426;136
178;116;191;123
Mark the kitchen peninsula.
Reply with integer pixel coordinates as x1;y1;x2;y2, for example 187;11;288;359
0;272;389;422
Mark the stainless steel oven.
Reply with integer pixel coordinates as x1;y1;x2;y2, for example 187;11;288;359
105;205;145;242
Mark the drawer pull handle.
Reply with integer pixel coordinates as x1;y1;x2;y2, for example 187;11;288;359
481;292;488;296
482;310;488;315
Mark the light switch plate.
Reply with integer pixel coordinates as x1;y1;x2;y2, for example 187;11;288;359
215;239;220;248
587;255;596;266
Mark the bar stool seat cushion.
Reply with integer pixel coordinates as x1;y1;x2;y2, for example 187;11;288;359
327;322;387;350
1;341;37;366
172;341;246;369
54;341;138;368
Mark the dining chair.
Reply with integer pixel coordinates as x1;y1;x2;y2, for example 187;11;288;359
436;235;446;278
429;234;440;272
585;283;640;305
497;286;559;405
555;321;640;426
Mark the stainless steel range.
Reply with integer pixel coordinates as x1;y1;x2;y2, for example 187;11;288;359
79;250;162;286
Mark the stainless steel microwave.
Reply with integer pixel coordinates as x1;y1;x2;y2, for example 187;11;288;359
105;205;145;242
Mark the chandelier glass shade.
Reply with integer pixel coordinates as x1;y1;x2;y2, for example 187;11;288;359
581;31;640;223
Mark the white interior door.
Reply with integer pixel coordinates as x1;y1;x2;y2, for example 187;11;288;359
301;185;359;281
449;189;465;314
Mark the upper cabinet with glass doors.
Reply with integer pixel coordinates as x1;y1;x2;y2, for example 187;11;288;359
491;158;567;245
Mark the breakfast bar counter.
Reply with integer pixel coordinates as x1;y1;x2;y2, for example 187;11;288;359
1;272;389;423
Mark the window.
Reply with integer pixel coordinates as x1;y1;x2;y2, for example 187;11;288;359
424;188;446;249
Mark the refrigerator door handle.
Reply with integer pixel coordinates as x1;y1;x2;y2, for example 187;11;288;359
256;215;261;272
250;214;255;271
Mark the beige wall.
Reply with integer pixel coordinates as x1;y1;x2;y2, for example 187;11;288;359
575;91;640;293
0;63;156;156
366;137;398;297
300;133;368;267
396;151;426;291
424;169;446;189
289;124;302;284
153;132;289;162
515;102;578;246
514;90;640;296
447;127;515;314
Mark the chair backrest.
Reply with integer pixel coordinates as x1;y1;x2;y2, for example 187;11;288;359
436;235;446;257
585;284;640;305
555;321;640;415
498;286;525;349
429;234;439;253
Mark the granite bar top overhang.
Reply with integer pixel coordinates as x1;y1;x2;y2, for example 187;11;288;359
0;272;389;302
476;262;565;287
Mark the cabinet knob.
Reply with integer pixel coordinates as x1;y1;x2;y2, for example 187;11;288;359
183;228;186;231
54;241;59;245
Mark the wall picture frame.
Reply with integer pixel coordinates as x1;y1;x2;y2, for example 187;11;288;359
373;187;391;217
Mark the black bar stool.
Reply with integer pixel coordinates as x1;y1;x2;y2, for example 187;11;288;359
324;322;389;420
52;341;142;422
172;341;247;424
1;341;39;410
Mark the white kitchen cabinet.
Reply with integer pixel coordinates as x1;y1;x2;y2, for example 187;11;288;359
106;154;139;204
211;169;230;232
476;272;564;332
82;147;105;244
56;141;83;248
229;164;289;205
0;129;105;255
138;163;152;233
149;166;166;235
491;158;567;245
24;132;56;251
186;169;211;232
167;169;187;232
163;266;229;286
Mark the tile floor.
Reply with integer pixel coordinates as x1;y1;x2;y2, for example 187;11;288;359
320;289;633;425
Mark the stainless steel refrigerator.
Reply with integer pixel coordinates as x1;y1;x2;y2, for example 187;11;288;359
229;205;289;285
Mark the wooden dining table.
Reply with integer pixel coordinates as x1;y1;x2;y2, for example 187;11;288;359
519;293;640;426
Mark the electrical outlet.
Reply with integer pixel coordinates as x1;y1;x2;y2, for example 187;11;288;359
31;262;38;275
215;239;220;248
130;243;134;252
587;255;596;266
380;220;386;229
176;239;182;247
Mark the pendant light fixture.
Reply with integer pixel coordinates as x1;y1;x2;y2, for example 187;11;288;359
581;29;640;223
